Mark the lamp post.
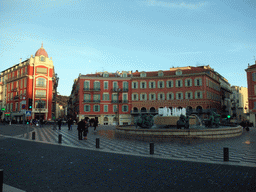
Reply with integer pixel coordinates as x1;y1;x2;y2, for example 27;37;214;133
52;73;59;129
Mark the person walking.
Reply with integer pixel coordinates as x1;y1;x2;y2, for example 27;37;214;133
83;119;89;140
68;118;73;130
58;118;62;130
77;119;85;140
94;118;98;131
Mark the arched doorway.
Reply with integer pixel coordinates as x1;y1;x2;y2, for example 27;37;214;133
133;107;138;112
104;117;108;125
149;107;156;113
186;106;193;114
141;107;147;113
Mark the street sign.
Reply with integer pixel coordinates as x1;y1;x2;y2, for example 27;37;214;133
26;111;31;117
22;104;26;109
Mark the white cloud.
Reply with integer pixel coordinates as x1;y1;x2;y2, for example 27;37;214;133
143;0;207;9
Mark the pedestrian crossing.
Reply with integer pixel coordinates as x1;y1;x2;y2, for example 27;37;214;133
12;125;256;167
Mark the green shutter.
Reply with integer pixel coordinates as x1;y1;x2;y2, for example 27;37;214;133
200;78;202;86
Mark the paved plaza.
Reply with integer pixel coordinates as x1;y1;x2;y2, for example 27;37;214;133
4;124;256;167
0;124;256;191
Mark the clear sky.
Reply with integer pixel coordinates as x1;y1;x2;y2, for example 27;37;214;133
1;0;256;96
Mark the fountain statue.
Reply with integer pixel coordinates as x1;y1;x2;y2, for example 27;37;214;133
203;111;220;128
177;114;190;129
135;114;154;128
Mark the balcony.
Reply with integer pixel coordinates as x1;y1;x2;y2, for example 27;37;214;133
92;100;100;103
122;100;128;103
111;88;128;92
14;95;19;100
83;88;101;92
6;72;27;83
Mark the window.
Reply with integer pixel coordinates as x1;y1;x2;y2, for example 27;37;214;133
167;93;174;100
94;81;100;90
176;80;183;87
84;94;91;102
186;92;193;99
185;79;192;87
149;81;155;88
132;81;138;89
35;100;46;108
123;81;128;91
113;105;117;112
253;73;256;82
113;81;118;89
103;93;109;101
104;105;108;112
122;93;128;102
84;81;90;90
176;70;182;75
194;78;202;86
166;80;173;88
158;81;164;88
84;105;90;112
195;91;202;99
104;81;108;90
20;79;23;88
140;93;147;100
140;72;146;77
36;67;47;74
103;73;109;77
158;93;165;100
122;73;127;77
40;56;45;62
35;90;46;98
122;105;128;112
36;78;46;87
158;71;163;77
149;93;156;100
176;92;183;100
140;81;146;89
112;93;118;101
93;94;100;102
132;93;138;101
24;78;27;88
94;105;100;112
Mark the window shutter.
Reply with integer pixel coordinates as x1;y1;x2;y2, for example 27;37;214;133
194;79;197;86
195;92;198;99
185;80;187;87
200;78;202;86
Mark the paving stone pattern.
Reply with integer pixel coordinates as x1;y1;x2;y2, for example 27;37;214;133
12;125;256;167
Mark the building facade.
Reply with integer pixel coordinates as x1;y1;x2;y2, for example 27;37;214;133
69;65;228;125
245;61;256;125
0;44;55;122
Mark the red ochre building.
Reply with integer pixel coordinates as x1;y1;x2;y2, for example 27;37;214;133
0;44;56;122
69;65;226;125
245;61;256;126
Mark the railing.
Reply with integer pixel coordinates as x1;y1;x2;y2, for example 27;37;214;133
122;100;128;103
83;100;101;103
83;88;101;91
14;96;19;100
111;88;129;92
6;72;27;83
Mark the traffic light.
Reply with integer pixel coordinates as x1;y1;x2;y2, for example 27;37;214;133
227;115;231;119
28;98;33;109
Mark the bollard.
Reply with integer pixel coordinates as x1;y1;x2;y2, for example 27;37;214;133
32;132;35;140
0;169;3;192
58;134;62;144
96;138;100;148
224;147;229;161
150;143;154;154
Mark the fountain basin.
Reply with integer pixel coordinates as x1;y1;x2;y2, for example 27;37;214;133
154;116;197;127
115;126;243;139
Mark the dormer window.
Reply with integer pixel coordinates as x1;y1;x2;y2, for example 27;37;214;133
158;71;163;77
40;56;45;62
122;73;127;77
176;70;182;75
140;72;146;77
103;73;109;77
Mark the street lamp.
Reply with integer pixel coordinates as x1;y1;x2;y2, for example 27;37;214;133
52;73;59;129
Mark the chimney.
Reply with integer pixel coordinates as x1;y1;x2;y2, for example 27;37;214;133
20;58;22;64
136;70;138;72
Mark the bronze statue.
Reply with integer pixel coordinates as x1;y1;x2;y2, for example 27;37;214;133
177;114;189;129
204;111;220;128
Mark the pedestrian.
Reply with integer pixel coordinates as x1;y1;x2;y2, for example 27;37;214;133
83;118;89;140
94;118;98;131
58;118;62;130
40;118;43;128
68;118;73;130
77;119;85;140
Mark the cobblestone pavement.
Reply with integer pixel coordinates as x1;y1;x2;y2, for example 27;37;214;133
1;124;254;167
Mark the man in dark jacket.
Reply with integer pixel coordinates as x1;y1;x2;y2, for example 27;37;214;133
77;119;85;140
94;118;98;131
68;118;73;130
58;118;62;130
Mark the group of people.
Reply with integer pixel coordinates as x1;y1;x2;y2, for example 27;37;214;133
77;118;98;140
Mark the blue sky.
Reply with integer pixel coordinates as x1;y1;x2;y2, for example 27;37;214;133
1;0;256;96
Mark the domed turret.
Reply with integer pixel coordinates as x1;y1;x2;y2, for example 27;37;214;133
35;43;48;57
